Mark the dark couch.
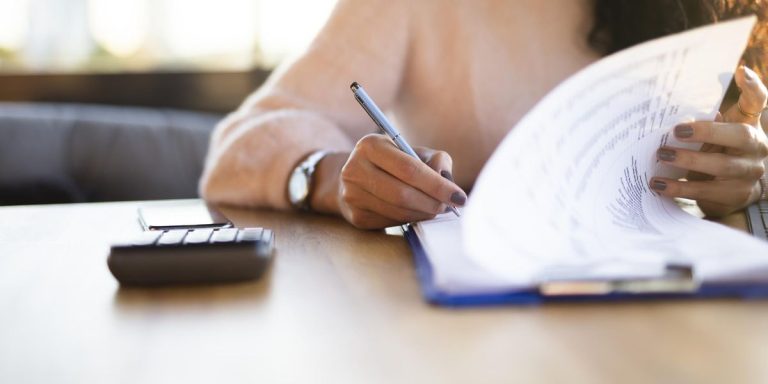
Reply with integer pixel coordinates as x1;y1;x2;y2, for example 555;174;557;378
0;103;222;205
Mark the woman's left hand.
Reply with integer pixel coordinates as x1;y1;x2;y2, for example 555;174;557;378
650;66;768;217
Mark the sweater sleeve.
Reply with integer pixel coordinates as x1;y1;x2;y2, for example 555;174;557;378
199;0;411;209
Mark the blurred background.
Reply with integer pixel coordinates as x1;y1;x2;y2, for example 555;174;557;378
0;0;337;111
0;0;340;205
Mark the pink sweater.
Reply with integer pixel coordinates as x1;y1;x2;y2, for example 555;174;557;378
200;0;599;209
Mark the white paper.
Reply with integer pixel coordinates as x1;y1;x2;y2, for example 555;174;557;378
459;16;768;286
414;212;519;294
416;213;669;293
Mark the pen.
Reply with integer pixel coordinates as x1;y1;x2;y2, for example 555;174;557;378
350;81;461;217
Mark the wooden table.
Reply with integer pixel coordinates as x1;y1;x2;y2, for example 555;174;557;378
0;200;766;383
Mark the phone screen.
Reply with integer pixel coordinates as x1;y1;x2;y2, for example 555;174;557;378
138;201;232;230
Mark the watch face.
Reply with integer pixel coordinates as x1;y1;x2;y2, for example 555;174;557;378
288;168;309;205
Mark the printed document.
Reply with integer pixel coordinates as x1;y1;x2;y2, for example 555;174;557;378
415;17;768;293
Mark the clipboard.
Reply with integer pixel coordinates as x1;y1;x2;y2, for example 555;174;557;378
403;225;768;307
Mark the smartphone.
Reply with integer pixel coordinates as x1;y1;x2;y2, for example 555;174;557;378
138;201;232;231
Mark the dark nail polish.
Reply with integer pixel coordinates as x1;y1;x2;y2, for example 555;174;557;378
674;124;694;138
440;170;454;182
657;148;676;162
450;192;467;206
651;180;667;191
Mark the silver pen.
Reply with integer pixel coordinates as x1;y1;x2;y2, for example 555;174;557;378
350;81;461;217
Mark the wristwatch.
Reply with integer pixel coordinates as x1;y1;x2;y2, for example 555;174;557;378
287;150;328;211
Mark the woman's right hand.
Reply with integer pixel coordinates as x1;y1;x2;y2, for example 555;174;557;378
332;134;467;229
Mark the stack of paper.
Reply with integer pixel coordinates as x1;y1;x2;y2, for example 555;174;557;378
414;16;768;295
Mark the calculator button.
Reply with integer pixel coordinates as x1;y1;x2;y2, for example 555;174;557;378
211;228;238;243
261;229;273;243
185;228;214;244
157;230;188;245
130;231;161;246
237;228;263;242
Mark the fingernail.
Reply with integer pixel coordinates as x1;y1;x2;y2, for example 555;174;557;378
450;191;467;206
657;148;676;162
440;170;454;182
745;66;757;81
651;179;667;191
674;124;694;138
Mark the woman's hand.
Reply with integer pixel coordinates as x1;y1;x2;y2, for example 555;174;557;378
650;66;768;217
327;134;466;229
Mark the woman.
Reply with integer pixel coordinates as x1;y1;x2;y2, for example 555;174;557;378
200;0;768;229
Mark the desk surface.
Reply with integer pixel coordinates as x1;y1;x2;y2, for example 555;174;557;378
0;200;766;384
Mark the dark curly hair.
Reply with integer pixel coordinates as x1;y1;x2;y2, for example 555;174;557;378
589;0;768;101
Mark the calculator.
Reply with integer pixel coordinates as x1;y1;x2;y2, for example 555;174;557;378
108;227;274;286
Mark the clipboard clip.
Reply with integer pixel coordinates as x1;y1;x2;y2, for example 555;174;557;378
538;265;699;296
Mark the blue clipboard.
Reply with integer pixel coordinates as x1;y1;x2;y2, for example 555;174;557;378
403;225;768;307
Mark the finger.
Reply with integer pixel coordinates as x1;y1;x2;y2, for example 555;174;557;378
342;183;437;223
413;146;433;163
429;152;456;182
649;177;754;206
657;147;764;179
700;111;725;153
414;146;453;172
687;111;726;182
723;66;768;125
672;121;764;153
356;160;446;215
366;138;467;206
415;146;457;184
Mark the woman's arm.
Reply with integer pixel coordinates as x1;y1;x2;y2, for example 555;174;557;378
200;0;467;228
199;0;412;210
